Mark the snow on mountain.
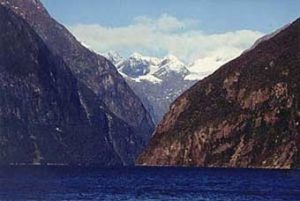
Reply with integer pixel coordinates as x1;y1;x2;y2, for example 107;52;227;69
104;52;201;123
115;53;161;78
113;53;193;81
160;55;186;73
153;55;190;79
186;55;230;80
105;51;226;123
105;51;124;66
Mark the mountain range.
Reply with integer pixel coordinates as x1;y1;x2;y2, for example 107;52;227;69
0;0;299;170
106;52;220;123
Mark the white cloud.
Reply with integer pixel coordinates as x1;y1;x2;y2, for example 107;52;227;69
133;14;199;33
68;14;264;66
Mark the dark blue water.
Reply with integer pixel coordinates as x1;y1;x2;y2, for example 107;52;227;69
0;166;299;201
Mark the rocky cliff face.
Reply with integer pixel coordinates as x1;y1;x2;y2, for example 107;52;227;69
137;19;300;169
0;1;152;166
0;0;154;147
0;5;125;165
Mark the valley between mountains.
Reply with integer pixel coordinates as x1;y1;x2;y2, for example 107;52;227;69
0;0;299;169
137;18;300;169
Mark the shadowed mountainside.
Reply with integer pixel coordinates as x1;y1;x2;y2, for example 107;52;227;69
0;0;154;166
0;0;155;159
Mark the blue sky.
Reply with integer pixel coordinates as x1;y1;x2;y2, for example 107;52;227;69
40;0;299;65
41;0;299;33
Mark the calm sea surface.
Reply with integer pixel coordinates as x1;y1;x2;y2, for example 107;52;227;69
0;166;299;201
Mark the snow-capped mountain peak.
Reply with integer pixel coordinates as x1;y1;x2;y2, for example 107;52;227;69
117;53;154;78
106;51;218;82
162;54;181;63
105;51;124;66
112;52;197;81
160;55;185;69
130;52;144;60
154;54;190;78
105;51;214;123
128;52;161;66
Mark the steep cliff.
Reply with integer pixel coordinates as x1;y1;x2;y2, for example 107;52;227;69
137;19;300;169
0;0;154;148
0;4;145;166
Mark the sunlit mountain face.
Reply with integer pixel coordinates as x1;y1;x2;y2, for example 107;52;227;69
137;18;300;169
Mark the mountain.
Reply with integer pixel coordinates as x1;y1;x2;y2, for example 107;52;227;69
105;51;124;66
0;5;137;165
0;0;154;147
0;0;154;165
107;53;198;123
137;19;300;169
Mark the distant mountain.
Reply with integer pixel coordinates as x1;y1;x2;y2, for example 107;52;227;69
0;0;155;165
106;52;199;123
105;51;124;66
137;18;300;169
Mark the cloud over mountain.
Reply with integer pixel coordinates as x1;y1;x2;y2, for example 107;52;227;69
69;14;263;64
